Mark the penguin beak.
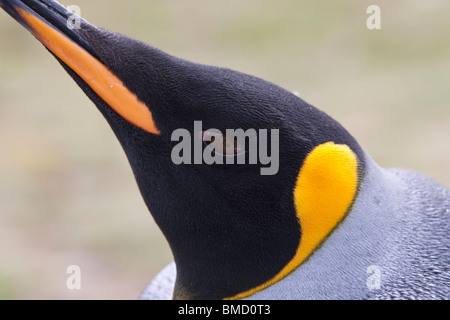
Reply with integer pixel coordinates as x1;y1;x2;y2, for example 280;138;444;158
0;0;160;135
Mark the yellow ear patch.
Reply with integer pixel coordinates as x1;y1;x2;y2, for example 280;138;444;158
226;142;359;300
293;142;359;266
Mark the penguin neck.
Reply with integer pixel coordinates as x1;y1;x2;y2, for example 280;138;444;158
168;198;301;300
249;151;407;299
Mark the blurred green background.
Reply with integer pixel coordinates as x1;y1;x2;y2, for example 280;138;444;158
0;0;449;299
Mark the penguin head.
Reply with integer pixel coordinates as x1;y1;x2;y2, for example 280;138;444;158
2;0;365;299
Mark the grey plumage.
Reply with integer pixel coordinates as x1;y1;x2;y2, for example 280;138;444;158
140;262;175;300
141;152;449;300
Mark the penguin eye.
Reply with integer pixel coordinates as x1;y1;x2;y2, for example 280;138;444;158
202;130;245;156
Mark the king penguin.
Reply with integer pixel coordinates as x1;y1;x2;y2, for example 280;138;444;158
1;0;449;300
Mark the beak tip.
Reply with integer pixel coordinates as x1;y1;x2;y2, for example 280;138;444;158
2;0;161;136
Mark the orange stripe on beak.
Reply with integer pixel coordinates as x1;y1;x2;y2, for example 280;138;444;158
16;7;160;135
